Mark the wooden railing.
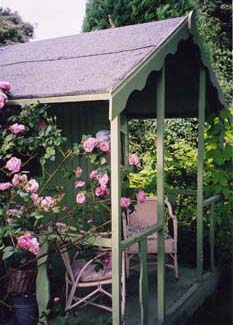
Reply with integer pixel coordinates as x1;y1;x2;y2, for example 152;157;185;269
203;194;222;272
121;223;163;325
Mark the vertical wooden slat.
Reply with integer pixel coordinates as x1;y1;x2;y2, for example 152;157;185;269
37;240;49;325
110;106;122;325
197;68;206;281
210;202;215;272
156;65;165;324
139;239;149;325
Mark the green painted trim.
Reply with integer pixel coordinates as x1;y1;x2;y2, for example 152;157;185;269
203;195;222;207
156;65;165;324
110;18;190;120
8;93;110;106
37;240;49;324
110;108;122;325
139;239;149;325
121;224;163;250
196;68;206;281
210;202;215;272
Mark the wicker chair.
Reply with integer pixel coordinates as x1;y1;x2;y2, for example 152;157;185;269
59;244;126;320
123;197;178;279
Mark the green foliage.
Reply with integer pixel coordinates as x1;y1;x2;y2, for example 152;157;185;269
0;7;33;46
83;0;195;32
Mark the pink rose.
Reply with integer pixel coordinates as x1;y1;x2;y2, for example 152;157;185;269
0;81;11;92
75;180;85;188
76;193;86;204
136;190;146;203
0;182;12;191
98;173;109;186
40;196;56;211
75;166;83;177
25;179;39;193
31;193;42;206
0;92;7;109
99;141;110;152
18;234;32;250
29;237;40;255
120;197;131;208
83;137;98;152
95;186;105;197
12;173;28;187
5;157;21;173
128;154;140;166
9;123;25;135
89;170;98;180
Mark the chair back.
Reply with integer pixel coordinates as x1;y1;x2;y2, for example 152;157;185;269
128;197;158;227
58;243;75;283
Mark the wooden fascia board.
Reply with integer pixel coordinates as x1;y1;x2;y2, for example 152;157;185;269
7;93;111;106
109;17;190;120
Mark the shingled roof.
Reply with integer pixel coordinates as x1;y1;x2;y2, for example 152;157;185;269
0;14;226;113
0;16;188;99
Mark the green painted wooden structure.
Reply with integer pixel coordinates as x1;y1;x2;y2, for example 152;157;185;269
4;11;227;325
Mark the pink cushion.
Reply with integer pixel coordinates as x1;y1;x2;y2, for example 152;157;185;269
72;259;112;282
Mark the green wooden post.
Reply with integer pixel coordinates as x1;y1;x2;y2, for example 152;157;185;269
110;110;122;325
197;68;206;281
139;239;149;325
210;202;215;272
37;240;49;324
156;65;165;324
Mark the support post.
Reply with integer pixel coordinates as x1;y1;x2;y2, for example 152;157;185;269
156;65;165;324
197;68;206;281
37;240;49;324
210;202;215;272
110;106;122;325
139;239;149;325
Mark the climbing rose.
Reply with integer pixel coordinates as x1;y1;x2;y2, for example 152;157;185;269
136;190;146;203
128;154;140;166
95;187;105;197
76;193;86;204
83;137;98;152
18;234;32;250
75;166;83;177
38;119;47;130
29;237;40;255
75;180;85;188
0;92;7;109
25;179;39;193
5;157;21;173
0;81;11;92
12;173;28;187
99;141;110;152
40;196;57;211
89;170;98;180
98;173;109;186
0;182;12;191
120;197;131;208
9;123;25;134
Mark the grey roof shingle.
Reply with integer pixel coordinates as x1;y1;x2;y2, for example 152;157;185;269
0;16;187;99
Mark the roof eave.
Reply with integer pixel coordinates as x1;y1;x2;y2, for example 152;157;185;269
7;92;111;106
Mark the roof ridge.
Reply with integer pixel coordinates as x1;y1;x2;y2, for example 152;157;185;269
0;45;156;67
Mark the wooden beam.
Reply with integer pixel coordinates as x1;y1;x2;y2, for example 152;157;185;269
156;65;165;324
110;103;122;325
7;93;110;106
196;68;206;281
